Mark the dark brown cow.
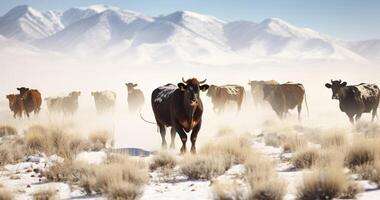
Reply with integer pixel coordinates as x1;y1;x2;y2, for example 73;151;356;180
125;83;145;112
6;94;24;118
325;80;380;124
206;84;245;113
62;91;81;115
248;80;279;107
151;78;209;153
17;87;42;118
263;82;309;120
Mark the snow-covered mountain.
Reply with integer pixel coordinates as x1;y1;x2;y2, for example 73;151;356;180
0;5;63;41
0;4;379;63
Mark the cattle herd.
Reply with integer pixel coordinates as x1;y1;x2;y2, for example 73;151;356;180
4;78;380;153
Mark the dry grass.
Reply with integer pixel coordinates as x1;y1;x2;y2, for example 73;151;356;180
0;125;17;137
356;158;380;186
200;135;252;167
354;121;380;138
282;134;307;153
264;132;283;147
180;154;227;180
212;180;245;200
319;129;347;149
245;154;286;200
0;186;14;200
345;138;378;169
149;151;176;171
24;125;89;160
32;188;57;200
296;166;360;200
291;148;320;169
88;130;111;150
0;137;27;166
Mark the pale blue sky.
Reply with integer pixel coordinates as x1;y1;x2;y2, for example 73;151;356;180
0;0;379;40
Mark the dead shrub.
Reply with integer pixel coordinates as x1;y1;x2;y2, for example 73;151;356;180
0;137;27;166
24;125;49;153
0;125;17;137
356;158;380;186
200;135;252;167
32;188;57;200
149;151;176;171
345;139;377;169
180;154;227;180
245;154;286;200
296;166;357;200
291;148;320;169
88;130;111;150
282;134;307;153
319;129;347;149
212;180;245;200
0;185;14;200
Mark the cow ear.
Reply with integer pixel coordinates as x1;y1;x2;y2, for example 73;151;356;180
341;82;347;87
17;88;20;91
325;83;332;88
200;84;209;92
177;83;187;91
133;84;138;87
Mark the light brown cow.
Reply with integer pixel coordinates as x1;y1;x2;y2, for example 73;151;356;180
248;80;279;107
206;84;245;113
263;82;309;120
6;94;24;118
125;83;145;112
91;91;116;114
62;91;81;115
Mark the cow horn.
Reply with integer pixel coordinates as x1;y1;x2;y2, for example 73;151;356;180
330;79;333;83
182;77;186;83
199;79;207;84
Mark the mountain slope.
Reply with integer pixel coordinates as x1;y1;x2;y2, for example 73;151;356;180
346;40;380;61
0;5;63;41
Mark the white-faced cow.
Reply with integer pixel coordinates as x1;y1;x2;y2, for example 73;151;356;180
206;84;245;113
151;78;209;154
263;82;308;120
325;79;380;124
91;91;116;114
248;80;279;107
125;83;145;112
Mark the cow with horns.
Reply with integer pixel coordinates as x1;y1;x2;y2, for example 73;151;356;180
325;79;380;124
151;78;209;153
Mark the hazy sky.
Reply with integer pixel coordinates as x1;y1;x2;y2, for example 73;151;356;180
0;0;379;40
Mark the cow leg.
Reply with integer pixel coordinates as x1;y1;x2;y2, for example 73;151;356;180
158;124;167;149
170;127;176;149
297;104;302;121
372;108;378;122
190;121;201;154
173;122;187;154
355;113;362;122
347;113;354;124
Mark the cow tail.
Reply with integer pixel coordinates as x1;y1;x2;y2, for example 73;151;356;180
304;92;309;118
140;112;156;125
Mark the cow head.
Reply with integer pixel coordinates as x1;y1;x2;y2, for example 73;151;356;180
248;81;262;94
17;87;29;96
206;85;218;97
91;92;99;98
178;78;209;106
125;83;138;93
6;94;16;107
325;79;347;100
69;91;81;98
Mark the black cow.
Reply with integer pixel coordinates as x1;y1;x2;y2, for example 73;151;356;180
325;79;380;124
151;78;209;154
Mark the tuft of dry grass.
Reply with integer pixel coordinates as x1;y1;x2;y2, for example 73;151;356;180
180;154;227;180
245;154;286;200
355;158;380;186
291;148;320;169
0;137;27;166
345;138;377;169
0;186;14;200
319;129;347;149
88;130;112;150
282;134;307;153
200;135;252;167
296;166;360;200
212;180;245;200
354;121;380;138
149;151;176;171
264;132;283;147
32;188;57;200
0;125;17;137
24;125;89;160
